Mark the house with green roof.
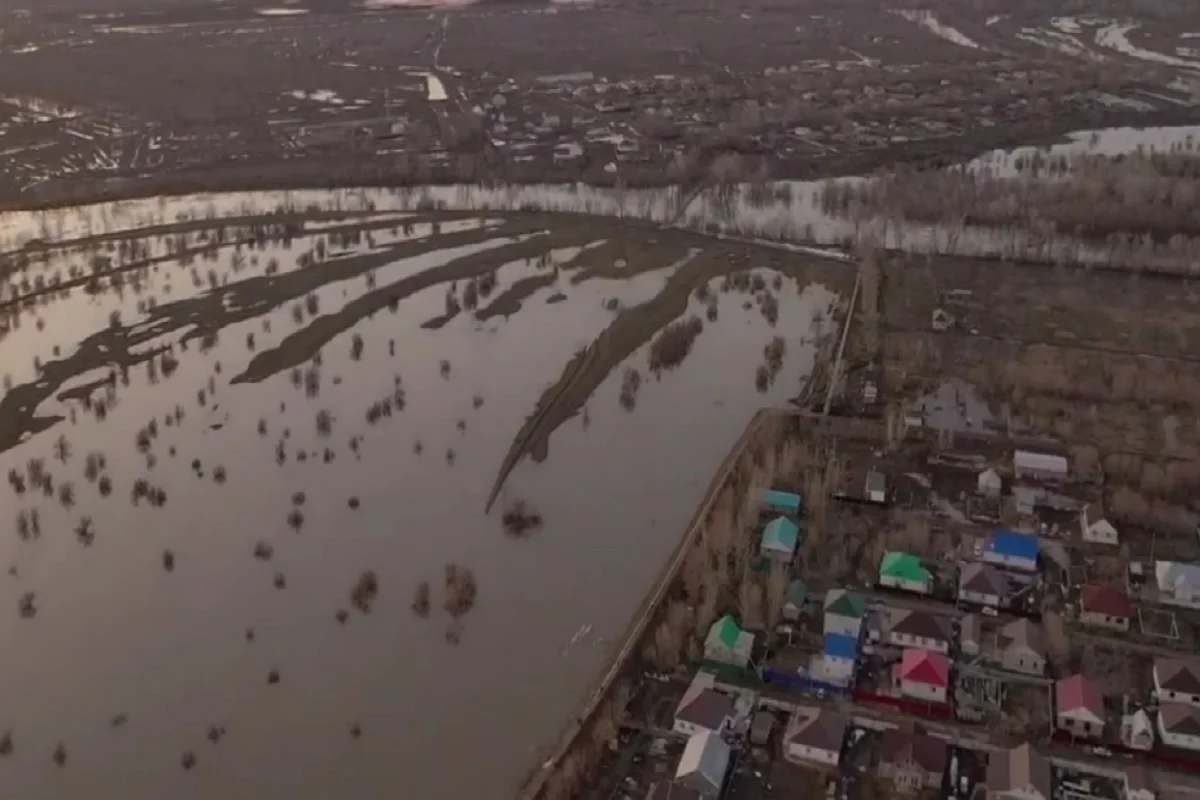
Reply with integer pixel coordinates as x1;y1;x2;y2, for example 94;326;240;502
823;589;866;638
759;516;801;563
704;614;755;668
878;551;934;595
782;579;808;622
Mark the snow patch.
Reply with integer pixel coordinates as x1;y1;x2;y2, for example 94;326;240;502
1050;16;1081;34
1096;22;1200;71
256;7;309;15
894;10;981;50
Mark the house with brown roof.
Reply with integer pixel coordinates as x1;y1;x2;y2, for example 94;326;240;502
998;619;1046;676
784;709;848;769
886;608;953;655
986;743;1052;800
958;561;1007;608
1080;585;1131;633
1055;674;1105;739
1158;703;1200;752
673;682;733;737
1080;503;1119;546
879;727;948;793
1154;658;1200;708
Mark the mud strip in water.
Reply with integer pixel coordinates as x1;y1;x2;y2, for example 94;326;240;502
484;247;818;512
231;220;614;384
0;217;546;454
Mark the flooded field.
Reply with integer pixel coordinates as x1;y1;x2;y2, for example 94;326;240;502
0;198;846;799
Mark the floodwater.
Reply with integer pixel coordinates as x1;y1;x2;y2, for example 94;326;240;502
0;201;839;799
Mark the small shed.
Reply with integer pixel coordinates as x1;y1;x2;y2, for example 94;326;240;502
749;710;775;747
760;516;800;563
959;613;981;656
782;579;807;622
762;489;802;516
1013;449;1068;483
977;468;1002;498
865;470;888;504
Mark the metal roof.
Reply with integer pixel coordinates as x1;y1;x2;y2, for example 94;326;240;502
986;529;1040;561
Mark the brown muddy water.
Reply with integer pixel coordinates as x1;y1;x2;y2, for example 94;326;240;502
0;197;842;800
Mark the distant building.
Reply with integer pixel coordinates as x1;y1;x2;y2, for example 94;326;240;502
894;648;950;705
782;580;807;622
784;709;847;769
1154;658;1200;707
759;516;800;563
998;619;1046;676
879;552;933;595
983;529;1040;572
1155;561;1200;607
886;608;953;655
1158;703;1200;752
879;727;948;793
959;561;1008;608
823;589;866;638
865;470;888;504
1013;449;1068;483
674;730;731;797
673;679;733;737
704;615;753;668
1121;709;1155;752
762;488;802;516
1055;674;1106;739
977;468;1002;498
1080;504;1119;545
1080;585;1132;632
960;613;981;657
986;743;1051;800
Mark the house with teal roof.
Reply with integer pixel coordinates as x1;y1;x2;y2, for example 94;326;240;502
823;589;866;638
704;614;755;668
760;516;801;563
783;579;808;622
878;551;934;595
762;488;803;516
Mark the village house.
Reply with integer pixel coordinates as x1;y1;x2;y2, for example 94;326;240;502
886;608;953;655
1154;658;1200;707
1155;561;1200;607
894;648;950;705
762;488;802;516
1080;504;1119;545
784;709;847;769
958;561;1007;608
782;579;807;623
759;516;800;563
983;529;1040;572
673;677;733;737
998;619;1046;676
1055;674;1106;739
823;589;866;638
1121;709;1155;752
1013;449;1068;483
704;615;753;669
986;743;1052;800
1079;585;1132;632
1158;703;1200;752
674;730;731;797
748;711;774;747
817;632;859;687
879;727;948;794
878;551;933;595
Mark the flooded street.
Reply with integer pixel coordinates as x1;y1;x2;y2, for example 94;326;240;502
0;198;843;799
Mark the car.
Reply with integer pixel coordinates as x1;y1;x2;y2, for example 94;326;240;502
1091;746;1113;757
982;606;998;617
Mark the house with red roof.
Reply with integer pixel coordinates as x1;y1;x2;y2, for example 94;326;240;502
893;648;950;705
1080;585;1131;633
1055;674;1106;739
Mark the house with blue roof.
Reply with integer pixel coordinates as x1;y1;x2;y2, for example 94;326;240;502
762;489;803;516
982;528;1040;572
817;632;860;686
760;516;801;563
